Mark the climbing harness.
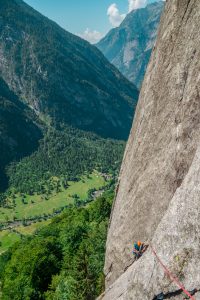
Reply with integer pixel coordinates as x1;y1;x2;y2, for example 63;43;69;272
149;245;196;300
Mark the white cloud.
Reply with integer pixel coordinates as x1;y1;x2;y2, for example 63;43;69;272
78;28;104;44
107;0;165;28
129;0;166;12
107;3;126;27
128;0;147;12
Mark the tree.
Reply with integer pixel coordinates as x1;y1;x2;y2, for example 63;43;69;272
0;191;114;300
1;237;62;300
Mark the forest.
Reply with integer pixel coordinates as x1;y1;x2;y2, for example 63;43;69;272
4;126;124;195
0;190;113;300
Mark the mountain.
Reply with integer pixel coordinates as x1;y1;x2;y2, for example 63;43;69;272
1;0;200;299
0;77;42;191
0;0;139;192
100;0;200;298
96;1;164;88
0;0;138;140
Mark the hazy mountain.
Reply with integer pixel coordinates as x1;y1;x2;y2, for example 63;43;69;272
96;2;164;88
0;0;138;140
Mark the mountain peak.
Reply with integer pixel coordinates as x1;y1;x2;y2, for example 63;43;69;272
96;1;164;88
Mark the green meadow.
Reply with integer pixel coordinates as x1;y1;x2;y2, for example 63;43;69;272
0;230;20;254
0;220;51;254
0;171;106;223
0;171;108;254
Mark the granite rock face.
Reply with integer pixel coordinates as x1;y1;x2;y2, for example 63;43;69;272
101;0;200;298
100;144;200;299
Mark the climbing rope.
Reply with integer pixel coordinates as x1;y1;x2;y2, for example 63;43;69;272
149;244;196;300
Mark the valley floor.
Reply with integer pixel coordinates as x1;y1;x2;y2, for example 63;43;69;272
0;171;109;254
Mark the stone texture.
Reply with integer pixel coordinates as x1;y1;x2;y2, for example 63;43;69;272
101;0;200;297
100;143;200;299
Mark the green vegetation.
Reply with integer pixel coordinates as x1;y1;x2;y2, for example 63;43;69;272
6;0;138;137
0;0;138;193
0;220;52;255
0;230;21;254
0;190;113;300
6;127;124;195
0;2;133;299
0;220;51;254
16;220;51;235
0;171;107;223
0;78;42;192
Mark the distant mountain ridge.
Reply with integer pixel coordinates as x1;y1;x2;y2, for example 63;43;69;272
96;1;164;88
0;0;138;140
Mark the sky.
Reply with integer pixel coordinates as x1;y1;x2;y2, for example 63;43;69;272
24;0;162;44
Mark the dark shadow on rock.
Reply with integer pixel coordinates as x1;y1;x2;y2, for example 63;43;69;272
153;288;198;300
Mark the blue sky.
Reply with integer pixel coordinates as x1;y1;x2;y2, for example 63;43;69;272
24;0;161;43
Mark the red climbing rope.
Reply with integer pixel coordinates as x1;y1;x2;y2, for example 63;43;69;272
149;244;195;300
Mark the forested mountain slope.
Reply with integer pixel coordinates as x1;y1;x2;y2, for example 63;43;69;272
0;77;42;191
0;0;138;140
0;0;138;192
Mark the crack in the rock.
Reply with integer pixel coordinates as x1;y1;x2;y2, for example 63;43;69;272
181;0;193;22
105;263;113;277
116;292;124;299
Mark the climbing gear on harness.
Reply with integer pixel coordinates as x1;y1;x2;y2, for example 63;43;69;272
149;244;196;300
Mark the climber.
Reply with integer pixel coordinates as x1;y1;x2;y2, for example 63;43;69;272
133;241;148;260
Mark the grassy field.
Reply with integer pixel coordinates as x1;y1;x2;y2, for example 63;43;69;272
16;219;51;235
0;220;51;254
0;171;108;254
0;230;21;254
0;171;106;223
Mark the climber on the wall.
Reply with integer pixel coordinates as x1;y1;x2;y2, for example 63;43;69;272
133;241;148;260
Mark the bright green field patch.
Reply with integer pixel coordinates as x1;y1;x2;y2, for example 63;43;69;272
0;221;51;254
16;220;51;235
0;171;106;223
0;230;21;254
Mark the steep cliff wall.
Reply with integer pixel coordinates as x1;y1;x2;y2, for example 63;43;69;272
102;0;200;298
100;145;200;299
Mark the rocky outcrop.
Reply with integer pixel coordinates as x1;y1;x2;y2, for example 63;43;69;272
101;0;200;298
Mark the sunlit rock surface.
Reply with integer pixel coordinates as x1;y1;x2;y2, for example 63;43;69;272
100;0;200;298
